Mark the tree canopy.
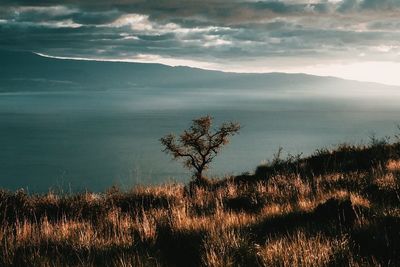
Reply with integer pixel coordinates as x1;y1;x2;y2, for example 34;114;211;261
160;115;240;183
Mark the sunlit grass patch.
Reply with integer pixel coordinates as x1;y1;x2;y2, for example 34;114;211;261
257;231;350;267
387;160;400;172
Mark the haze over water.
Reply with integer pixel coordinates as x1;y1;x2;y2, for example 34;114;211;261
1;0;400;192
1;86;400;192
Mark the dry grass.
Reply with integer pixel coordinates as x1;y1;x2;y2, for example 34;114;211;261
387;160;400;172
0;142;400;266
257;231;350;267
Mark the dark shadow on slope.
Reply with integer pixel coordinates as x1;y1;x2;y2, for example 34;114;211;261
248;198;358;244
156;224;204;267
352;216;400;265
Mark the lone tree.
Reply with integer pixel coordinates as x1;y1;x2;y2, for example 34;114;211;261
160;115;240;184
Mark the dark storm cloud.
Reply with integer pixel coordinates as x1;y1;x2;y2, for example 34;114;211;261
361;0;400;10
337;0;359;12
0;0;399;66
71;10;122;25
0;1;331;26
338;0;400;12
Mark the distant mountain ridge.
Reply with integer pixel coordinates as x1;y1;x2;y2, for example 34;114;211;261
0;49;398;93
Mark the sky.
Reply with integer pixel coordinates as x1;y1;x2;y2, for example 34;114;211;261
1;0;400;85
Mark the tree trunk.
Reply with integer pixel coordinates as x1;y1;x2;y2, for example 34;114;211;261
194;169;209;186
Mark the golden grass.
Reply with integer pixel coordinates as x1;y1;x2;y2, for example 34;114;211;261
0;147;399;266
257;231;350;267
386;160;400;172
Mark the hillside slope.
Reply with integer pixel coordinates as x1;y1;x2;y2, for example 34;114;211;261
0;141;399;266
1;49;399;94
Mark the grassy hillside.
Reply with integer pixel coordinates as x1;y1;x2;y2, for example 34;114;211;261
1;139;400;266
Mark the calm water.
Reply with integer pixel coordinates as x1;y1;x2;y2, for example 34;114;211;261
1;87;400;192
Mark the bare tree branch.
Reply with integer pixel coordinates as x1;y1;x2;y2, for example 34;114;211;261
160;115;240;183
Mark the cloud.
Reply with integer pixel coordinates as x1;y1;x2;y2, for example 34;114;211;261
337;0;359;12
72;10;121;25
0;0;399;72
338;0;400;12
361;0;400;10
